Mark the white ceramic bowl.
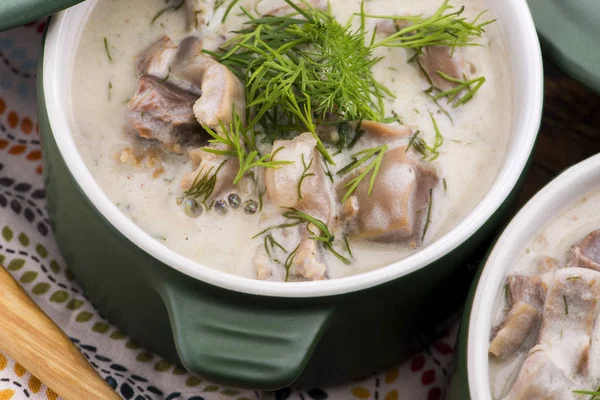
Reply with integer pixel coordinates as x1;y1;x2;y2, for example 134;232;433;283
465;154;600;399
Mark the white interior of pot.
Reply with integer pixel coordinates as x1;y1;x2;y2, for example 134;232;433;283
467;154;600;399
42;0;543;298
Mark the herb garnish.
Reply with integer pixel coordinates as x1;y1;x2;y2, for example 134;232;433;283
563;295;569;315
205;0;392;162
431;72;486;107
282;208;351;264
103;37;113;63
337;145;388;203
297;154;315;200
222;0;240;22
366;1;494;51
108;81;113;101
202;109;292;184
421;188;433;241
151;0;185;25
284;243;301;281
427;111;444;161
264;233;286;263
184;160;228;206
573;387;600;399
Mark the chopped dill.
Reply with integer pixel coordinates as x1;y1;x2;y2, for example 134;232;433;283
264;233;286;262
222;0;240;22
205;0;393;162
337;145;388;203
563;295;568;315
284;243;301;281
347;121;366;150
297;154;315;200
567;276;581;280
108;81;113;101
366;1;495;51
421;188;433;242
443;178;448;192
427;111;444;161
151;0;185;25
202;109;292;184
252;221;302;239
343;234;353;258
573;386;600;399
432;72;486;107
103;37;113;63
323;161;334;183
282;208;351;264
258;188;265;211
184;160;228;206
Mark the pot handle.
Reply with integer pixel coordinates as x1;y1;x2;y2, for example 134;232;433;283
156;277;335;390
0;0;84;32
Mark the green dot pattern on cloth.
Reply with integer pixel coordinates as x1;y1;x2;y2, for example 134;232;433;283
8;259;25;271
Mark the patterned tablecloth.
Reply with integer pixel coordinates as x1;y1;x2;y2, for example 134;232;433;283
1;18;598;400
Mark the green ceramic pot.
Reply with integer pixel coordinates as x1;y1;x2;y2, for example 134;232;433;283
30;0;543;390
447;155;600;399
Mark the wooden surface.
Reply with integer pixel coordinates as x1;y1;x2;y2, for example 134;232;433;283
516;62;600;207
0;266;121;400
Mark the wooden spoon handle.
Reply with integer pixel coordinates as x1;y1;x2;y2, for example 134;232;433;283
0;266;121;400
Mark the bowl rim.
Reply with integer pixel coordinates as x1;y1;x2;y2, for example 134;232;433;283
41;0;543;298
467;154;600;398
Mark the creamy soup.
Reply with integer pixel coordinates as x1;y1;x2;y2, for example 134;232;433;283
70;0;511;281
489;189;600;399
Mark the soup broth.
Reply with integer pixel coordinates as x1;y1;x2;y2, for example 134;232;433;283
70;0;511;280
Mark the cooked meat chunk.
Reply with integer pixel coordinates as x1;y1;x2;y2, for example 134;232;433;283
136;36;177;79
506;274;547;311
265;132;335;224
175;48;246;131
506;347;578;400
338;146;438;243
489;275;547;359
256;0;326;16
418;46;467;91
568;230;600;271
125;76;204;153
489;302;540;359
537;268;600;377
185;0;215;31
360;121;412;143
290;235;327;281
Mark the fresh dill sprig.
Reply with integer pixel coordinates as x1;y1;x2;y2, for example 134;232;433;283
405;114;443;161
284;243;301;281
297;154;315;200
103;37;113;63
366;0;495;51
264;233;286;264
205;0;392;160
432;72;486;107
573;387;600;399
151;0;185;25
427;111;444;161
337;145;388;203
222;0;240;22
282;208;351;264
184;160;228;206
202;108;292;184
421;188;433;242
